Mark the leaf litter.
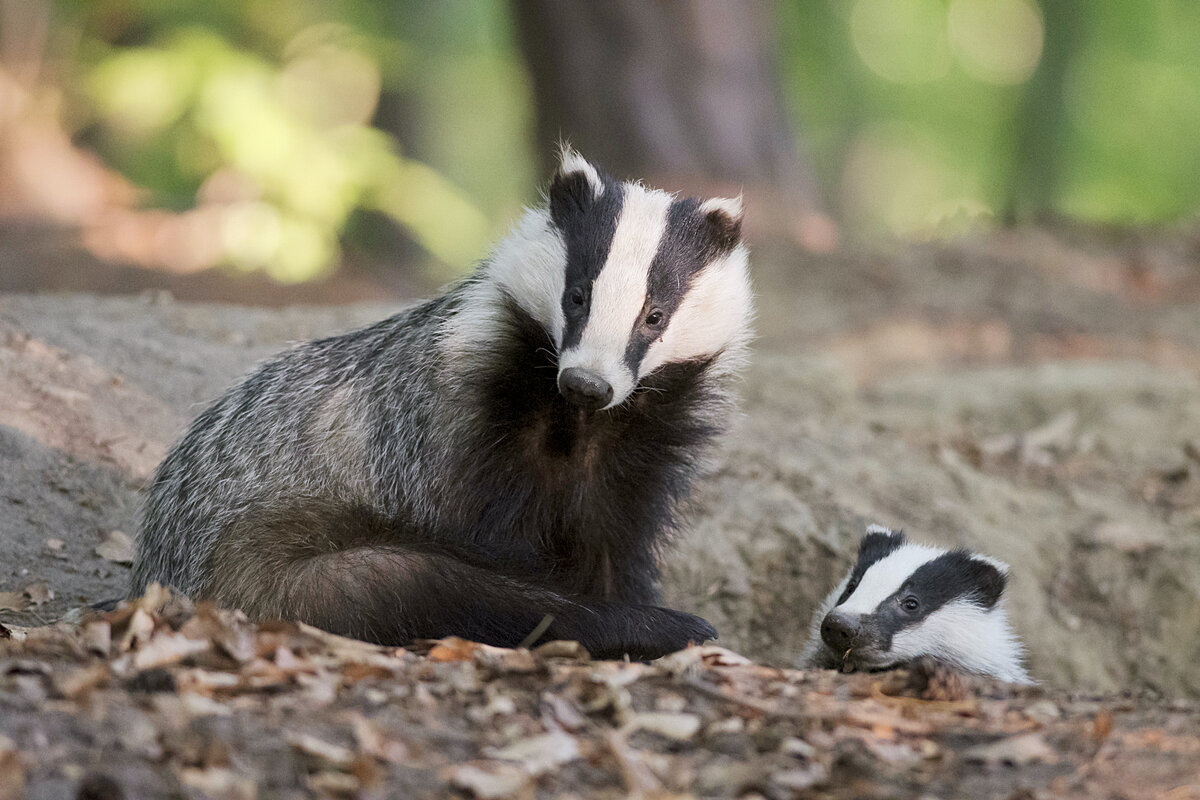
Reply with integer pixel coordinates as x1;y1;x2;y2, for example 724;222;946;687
1;586;1198;799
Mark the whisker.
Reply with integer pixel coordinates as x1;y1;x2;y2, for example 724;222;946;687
535;347;560;365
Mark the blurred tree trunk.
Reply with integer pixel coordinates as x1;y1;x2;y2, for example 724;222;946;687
0;0;51;208
510;0;833;247
1003;1;1079;224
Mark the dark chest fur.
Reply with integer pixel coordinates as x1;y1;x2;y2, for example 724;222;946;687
441;301;725;598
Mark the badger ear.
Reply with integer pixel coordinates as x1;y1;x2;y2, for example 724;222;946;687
550;147;604;218
700;195;744;254
856;524;905;564
967;558;1007;609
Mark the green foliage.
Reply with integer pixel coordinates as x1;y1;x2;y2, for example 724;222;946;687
778;0;1200;235
50;0;1200;282
60;0;531;281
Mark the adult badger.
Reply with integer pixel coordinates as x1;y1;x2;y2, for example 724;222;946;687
130;150;753;660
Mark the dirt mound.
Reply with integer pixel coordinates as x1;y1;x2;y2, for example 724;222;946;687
2;227;1199;698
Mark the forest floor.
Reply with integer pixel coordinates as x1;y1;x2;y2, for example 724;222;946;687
3;592;1198;800
2;221;1200;797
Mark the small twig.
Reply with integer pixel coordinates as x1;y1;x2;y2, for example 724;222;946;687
603;728;662;800
516;614;554;650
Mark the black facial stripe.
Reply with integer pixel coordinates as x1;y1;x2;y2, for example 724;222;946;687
865;550;1007;649
553;175;624;352
623;199;715;375
903;550;1006;611
836;528;906;605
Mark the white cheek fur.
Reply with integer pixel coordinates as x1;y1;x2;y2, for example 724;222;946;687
889;599;1031;684
486;208;567;346
640;246;753;378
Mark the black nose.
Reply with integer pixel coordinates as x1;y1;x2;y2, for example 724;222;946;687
820;611;860;652
558;367;613;410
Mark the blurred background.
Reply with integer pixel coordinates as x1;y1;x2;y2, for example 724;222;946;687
2;0;1198;301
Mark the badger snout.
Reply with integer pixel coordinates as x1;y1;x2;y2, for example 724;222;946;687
558;367;614;411
820;610;861;653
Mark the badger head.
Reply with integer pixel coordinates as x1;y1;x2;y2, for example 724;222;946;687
485;148;753;411
801;525;1032;684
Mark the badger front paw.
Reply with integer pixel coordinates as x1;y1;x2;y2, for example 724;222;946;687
585;604;717;661
644;607;718;657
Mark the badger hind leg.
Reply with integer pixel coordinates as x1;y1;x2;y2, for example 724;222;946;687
202;500;715;659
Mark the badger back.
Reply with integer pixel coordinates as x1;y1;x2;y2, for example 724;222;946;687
480;149;754;410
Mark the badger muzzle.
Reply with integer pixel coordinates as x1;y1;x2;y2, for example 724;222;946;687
558;367;614;411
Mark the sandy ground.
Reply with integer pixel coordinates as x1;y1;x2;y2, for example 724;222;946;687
2;225;1200;702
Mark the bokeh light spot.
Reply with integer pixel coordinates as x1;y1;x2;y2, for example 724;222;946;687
841;122;991;236
279;25;381;128
948;0;1044;85
87;48;195;137
850;0;952;84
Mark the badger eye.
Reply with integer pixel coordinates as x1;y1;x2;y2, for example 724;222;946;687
568;286;587;306
902;596;919;612
846;579;859;594
644;309;664;327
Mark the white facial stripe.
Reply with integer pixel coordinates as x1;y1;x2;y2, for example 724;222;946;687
558;186;673;407
640;245;752;377
837;544;945;615
486;208;567;344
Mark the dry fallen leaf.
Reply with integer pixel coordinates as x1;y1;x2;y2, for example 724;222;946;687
0;591;28;613
625;711;703;741
95;530;135;565
447;761;530;800
428;637;481;663
349;713;409;764
54;663;110;700
307;770;359;797
485;730;580;776
604;729;664;799
542;692;587;732
0;736;24;800
1092;708;1115;744
83;621;112;656
178;766;257;800
532;640;590;660
963;733;1058;766
117;607;156;653
771;763;828;793
286;732;357;770
22;582;54;606
131;631;211;671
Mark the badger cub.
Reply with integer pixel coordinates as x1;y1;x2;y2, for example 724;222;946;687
131;150;753;661
800;525;1031;684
